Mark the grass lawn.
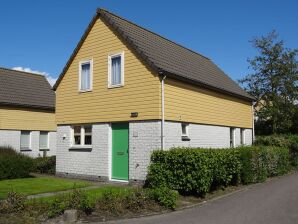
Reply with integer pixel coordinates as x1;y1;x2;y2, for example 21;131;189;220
0;177;91;199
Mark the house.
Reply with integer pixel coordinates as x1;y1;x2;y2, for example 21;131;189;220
53;9;254;182
0;67;56;157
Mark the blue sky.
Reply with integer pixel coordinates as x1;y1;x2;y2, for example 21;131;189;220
0;0;297;85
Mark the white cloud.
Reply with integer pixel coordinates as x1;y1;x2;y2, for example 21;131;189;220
12;66;57;87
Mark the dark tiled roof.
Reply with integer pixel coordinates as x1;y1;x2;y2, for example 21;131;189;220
54;9;253;101
0;67;55;110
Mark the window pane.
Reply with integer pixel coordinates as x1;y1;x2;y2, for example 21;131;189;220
181;124;188;136
81;63;90;90
39;132;48;149
21;131;30;149
73;126;81;145
84;126;92;145
111;56;121;85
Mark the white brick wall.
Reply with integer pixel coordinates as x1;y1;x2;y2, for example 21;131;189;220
164;121;231;149
56;124;110;180
0;130;56;157
129;121;161;180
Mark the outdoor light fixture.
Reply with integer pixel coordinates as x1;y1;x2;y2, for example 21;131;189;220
131;112;138;117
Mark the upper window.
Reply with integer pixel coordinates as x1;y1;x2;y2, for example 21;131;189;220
20;131;31;149
39;131;49;149
108;52;124;88
72;125;92;147
79;60;92;91
240;128;245;145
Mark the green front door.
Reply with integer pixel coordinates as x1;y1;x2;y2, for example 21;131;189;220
112;123;129;180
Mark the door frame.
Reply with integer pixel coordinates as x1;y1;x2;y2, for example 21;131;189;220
108;123;129;182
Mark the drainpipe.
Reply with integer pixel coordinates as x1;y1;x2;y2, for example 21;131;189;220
161;75;167;150
252;102;255;143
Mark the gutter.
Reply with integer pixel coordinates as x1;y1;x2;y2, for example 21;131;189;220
160;73;167;150
252;103;255;143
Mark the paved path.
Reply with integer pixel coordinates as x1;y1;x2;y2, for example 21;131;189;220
105;172;298;224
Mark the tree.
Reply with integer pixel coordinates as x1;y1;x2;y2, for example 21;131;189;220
239;30;298;134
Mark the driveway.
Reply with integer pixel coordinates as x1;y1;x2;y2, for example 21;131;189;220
105;172;298;224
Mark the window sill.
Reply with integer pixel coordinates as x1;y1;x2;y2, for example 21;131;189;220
108;84;124;89
79;89;92;93
39;149;50;151
20;148;32;152
181;136;191;141
69;146;92;152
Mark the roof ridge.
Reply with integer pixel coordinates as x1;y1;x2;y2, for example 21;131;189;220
0;66;45;77
97;8;210;61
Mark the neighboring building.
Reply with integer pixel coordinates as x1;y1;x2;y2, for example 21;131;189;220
0;67;56;157
53;9;254;182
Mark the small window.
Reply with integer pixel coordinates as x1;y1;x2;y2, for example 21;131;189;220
181;123;190;141
79;60;92;91
39;131;49;149
72;125;92;147
230;128;235;147
20;131;31;149
240;129;245;145
108;52;124;88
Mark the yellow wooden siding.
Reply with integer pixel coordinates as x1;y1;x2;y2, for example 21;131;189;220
164;79;253;128
0;107;56;131
55;18;161;124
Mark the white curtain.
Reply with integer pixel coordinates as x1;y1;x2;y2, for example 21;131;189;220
20;131;30;149
81;63;90;90
111;56;121;85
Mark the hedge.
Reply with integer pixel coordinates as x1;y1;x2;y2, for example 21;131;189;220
147;146;290;195
32;156;56;175
0;147;33;180
255;135;298;167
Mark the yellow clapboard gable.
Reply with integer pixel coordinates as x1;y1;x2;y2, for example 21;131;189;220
0;107;56;131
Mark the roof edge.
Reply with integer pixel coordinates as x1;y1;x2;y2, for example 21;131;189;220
0;102;55;111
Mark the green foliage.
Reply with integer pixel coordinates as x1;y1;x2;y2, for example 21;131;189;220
0;147;33;180
147;187;178;209
32;156;56;174
147;146;291;194
255;135;298;168
239;146;289;184
0;191;26;214
147;148;242;195
239;30;298;134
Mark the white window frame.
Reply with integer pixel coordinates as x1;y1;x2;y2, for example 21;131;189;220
39;131;49;149
78;59;93;92
20;131;31;149
108;51;124;88
181;123;189;137
240;128;245;145
71;125;92;148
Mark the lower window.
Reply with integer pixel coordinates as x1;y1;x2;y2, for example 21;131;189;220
20;131;31;150
39;131;49;149
72;125;92;147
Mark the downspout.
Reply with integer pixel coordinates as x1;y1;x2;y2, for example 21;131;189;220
252;102;255;143
161;75;167;150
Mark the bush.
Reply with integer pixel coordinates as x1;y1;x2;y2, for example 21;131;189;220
255;135;298;168
33;156;56;174
147;148;242;195
239;146;290;184
147;146;291;194
147;187;178;209
0;191;26;214
0;147;33;180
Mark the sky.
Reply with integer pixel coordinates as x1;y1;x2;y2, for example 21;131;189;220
0;0;297;86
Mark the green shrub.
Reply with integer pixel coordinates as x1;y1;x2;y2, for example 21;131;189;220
0;147;33;180
147;187;178;209
147;146;291;194
147;148;242;195
47;188;94;218
33;156;56;174
0;191;26;214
